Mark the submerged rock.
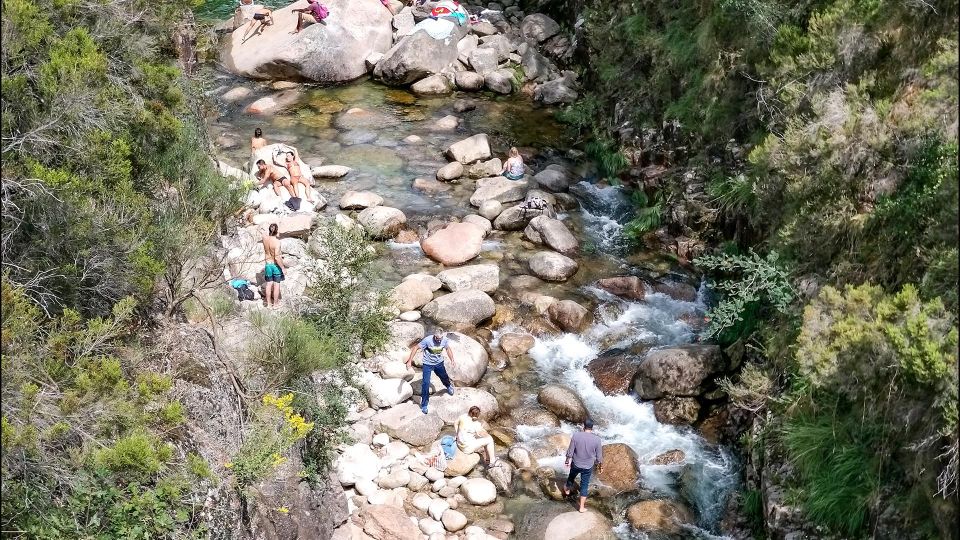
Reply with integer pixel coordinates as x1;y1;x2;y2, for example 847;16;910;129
625;499;695;536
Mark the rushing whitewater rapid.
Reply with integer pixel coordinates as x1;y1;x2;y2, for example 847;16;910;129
517;196;739;537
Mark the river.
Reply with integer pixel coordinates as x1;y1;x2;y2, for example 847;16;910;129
197;11;739;536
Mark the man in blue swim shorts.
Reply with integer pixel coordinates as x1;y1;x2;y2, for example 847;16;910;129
262;223;286;308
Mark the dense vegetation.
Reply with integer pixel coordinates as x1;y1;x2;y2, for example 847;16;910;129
1;0;389;536
548;0;958;537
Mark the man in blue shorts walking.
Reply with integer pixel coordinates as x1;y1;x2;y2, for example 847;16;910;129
406;327;456;414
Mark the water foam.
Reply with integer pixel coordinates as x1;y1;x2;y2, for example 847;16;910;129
521;291;738;533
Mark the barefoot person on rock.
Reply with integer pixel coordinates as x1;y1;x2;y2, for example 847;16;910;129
563;419;603;513
239;0;274;41
406;327;456;414
261;223;286;309
456;406;497;466
283;152;315;202
292;0;328;33
255;159;297;198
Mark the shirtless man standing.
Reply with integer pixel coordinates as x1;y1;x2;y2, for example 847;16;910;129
262;223;286;308
255;159;297;198
283;152;315;202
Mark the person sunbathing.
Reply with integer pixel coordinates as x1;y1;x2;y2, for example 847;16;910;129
283;152;315;202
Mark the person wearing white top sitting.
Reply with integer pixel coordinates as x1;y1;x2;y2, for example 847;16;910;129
455;406;497;466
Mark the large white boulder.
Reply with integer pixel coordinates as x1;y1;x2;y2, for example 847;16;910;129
437;264;499;293
334;443;380;486
421;222;485;266
460;478;497;505
357;206;407;239
421;291;495;327
446;134;492;164
222;0;394;82
361;373;413;409
374;23;466;85
469;177;528;207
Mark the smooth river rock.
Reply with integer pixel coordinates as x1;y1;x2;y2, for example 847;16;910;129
422;290;495;326
436;264;499;293
446;134;492;164
536;384;588;424
528;251;578;282
523;216;578;255
222;0;393;82
633;344;725;399
470;176;528;206
421;222;485;266
357;206;407;239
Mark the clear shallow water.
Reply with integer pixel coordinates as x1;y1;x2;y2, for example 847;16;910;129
203;66;737;536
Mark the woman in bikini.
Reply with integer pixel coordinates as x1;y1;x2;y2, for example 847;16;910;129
283;152;315;202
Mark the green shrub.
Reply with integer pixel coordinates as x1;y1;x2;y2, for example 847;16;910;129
93;431;173;479
775;283;959;536
695;250;795;343
228;393;313;486
291;379;353;480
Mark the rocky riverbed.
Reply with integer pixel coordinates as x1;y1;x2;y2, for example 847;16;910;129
199;3;742;539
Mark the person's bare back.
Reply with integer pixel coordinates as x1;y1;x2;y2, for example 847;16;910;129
263;233;281;264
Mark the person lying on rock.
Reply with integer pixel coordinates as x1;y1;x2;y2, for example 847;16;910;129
292;0;328;33
406;326;456;414
255;159;298;198
501;146;525;180
261;223;286;309
456;406;498;467
283;152;316;202
563;418;603;513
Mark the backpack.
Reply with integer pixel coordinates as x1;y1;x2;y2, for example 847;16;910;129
315;3;329;19
285;197;302;211
236;284;255;301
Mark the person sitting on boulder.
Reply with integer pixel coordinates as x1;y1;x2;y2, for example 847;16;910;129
283;151;316;202
255;159;297;198
501;147;525;180
455;406;498;466
292;0;328;33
